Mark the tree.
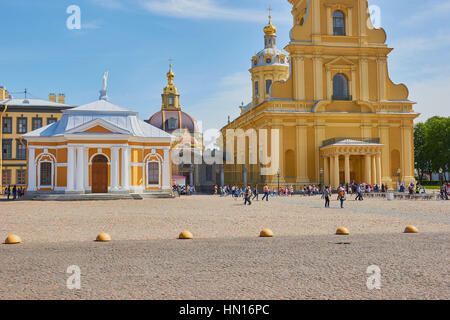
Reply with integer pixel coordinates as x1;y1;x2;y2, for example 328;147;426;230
425;117;450;182
414;122;431;182
414;116;450;183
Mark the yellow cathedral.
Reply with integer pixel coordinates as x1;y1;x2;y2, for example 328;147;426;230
222;0;418;189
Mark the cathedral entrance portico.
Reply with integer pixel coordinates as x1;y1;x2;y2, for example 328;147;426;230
321;139;383;188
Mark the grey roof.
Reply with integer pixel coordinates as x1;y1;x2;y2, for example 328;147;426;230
66;99;133;114
326;139;383;146
24;99;172;139
0;98;72;108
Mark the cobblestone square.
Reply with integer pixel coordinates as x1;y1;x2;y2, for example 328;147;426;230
0;195;449;299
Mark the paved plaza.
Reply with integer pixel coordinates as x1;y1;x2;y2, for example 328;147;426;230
0;195;449;299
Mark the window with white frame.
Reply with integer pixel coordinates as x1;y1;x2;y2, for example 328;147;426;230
148;162;160;185
40;162;52;186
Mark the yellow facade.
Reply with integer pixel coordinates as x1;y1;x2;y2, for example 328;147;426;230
1;88;71;190
23;92;174;196
222;0;418;189
27;141;170;193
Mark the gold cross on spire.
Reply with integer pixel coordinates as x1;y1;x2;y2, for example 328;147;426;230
268;6;272;22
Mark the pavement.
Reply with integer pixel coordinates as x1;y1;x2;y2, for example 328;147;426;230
0;195;449;300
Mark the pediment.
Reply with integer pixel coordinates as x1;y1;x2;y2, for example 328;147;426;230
66;118;131;135
83;125;114;134
325;56;356;69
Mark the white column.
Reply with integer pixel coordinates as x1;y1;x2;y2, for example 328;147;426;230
27;148;36;191
162;148;170;190
334;155;340;189
111;147;119;191
121;146;130;191
75;147;84;192
376;153;382;186
66;146;75;191
345;154;351;184
84;147;89;190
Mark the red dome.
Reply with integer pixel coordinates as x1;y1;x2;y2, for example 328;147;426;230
146;110;198;134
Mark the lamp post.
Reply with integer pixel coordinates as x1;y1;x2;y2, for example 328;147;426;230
277;168;280;196
319;168;324;187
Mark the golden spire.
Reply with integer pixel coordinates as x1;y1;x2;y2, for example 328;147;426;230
167;59;175;86
264;7;277;35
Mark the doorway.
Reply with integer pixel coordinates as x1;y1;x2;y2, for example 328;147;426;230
92;155;108;193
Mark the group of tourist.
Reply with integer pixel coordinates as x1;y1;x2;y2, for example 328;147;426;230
172;184;196;196
210;180;449;205
322;185;347;208
2;185;25;200
399;182;427;195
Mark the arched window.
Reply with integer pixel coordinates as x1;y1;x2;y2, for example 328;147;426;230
333;11;346;36
333;74;350;100
266;79;272;95
168;95;174;106
148;162;160;185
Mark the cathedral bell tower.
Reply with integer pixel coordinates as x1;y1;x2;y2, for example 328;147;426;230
250;11;290;107
161;64;180;110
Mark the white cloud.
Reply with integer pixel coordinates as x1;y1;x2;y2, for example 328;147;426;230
409;75;450;122
139;0;290;23
393;33;450;55
82;20;103;29
405;1;450;24
91;0;125;9
188;71;251;131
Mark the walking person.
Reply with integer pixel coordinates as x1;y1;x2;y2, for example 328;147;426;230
6;185;11;200
12;186;17;200
338;187;346;209
261;184;269;201
244;186;252;205
252;185;259;201
355;184;363;201
324;186;330;208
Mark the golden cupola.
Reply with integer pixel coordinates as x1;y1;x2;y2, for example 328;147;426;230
163;64;179;96
263;13;277;35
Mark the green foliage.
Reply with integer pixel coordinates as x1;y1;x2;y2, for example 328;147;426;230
414;116;450;182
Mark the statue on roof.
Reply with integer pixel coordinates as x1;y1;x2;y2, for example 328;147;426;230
99;71;109;101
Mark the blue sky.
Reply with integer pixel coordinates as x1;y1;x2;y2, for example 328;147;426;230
1;0;449;132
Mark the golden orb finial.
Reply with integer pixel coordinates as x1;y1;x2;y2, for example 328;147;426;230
264;7;277;35
167;61;175;85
